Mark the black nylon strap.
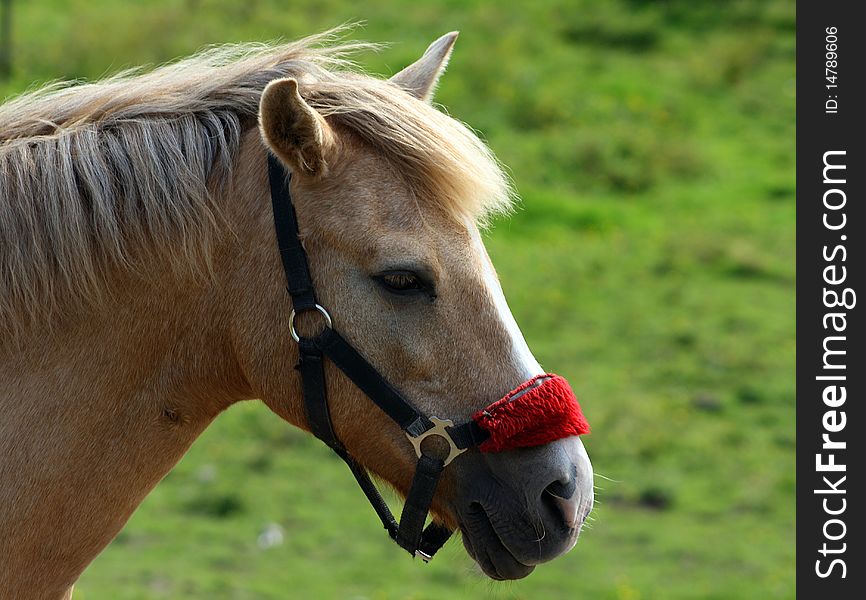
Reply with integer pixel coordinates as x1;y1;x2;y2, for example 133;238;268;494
418;522;453;559
296;340;401;537
447;419;490;450
296;339;340;449
268;153;456;560
395;455;446;554
296;336;400;535
268;153;316;312
315;327;432;437
343;450;451;558
337;449;400;538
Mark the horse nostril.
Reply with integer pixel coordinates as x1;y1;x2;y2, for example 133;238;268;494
544;464;578;499
543;464;583;530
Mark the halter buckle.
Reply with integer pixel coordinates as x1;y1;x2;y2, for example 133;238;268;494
414;549;433;562
406;416;467;466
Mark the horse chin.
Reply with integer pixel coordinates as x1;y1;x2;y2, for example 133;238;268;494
457;504;536;580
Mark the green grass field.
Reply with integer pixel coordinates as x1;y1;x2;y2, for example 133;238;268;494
2;1;795;598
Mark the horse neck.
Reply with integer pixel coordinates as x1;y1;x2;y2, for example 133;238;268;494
0;152;260;598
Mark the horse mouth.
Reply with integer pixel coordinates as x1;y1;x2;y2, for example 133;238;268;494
457;502;536;580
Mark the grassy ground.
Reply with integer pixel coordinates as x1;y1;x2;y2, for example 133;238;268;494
2;1;795;598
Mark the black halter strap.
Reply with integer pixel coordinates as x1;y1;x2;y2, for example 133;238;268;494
268;153;486;559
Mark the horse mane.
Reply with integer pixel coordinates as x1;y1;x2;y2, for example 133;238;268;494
0;27;512;340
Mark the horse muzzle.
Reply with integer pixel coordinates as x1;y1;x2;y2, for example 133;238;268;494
453;434;594;580
434;374;594;580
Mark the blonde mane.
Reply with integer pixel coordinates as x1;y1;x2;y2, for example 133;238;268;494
0;28;512;340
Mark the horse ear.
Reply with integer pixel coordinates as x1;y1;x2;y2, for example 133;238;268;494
259;78;335;177
389;31;459;102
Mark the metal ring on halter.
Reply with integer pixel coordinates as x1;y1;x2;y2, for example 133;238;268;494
289;304;333;343
415;549;434;562
406;416;467;466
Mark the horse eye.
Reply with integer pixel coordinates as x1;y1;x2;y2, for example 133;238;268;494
374;270;430;296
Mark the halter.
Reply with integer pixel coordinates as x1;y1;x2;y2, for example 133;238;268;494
268;153;590;561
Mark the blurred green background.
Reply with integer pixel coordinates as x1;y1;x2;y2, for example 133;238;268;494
1;0;795;598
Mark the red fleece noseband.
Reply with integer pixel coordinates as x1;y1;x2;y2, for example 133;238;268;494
472;374;590;453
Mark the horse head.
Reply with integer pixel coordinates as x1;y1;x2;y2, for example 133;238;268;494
243;33;594;579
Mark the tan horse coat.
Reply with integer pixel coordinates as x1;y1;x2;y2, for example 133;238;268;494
0;29;593;598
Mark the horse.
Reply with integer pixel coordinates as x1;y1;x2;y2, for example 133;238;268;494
0;28;594;598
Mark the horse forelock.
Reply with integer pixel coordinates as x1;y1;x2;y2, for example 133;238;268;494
0;26;513;343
